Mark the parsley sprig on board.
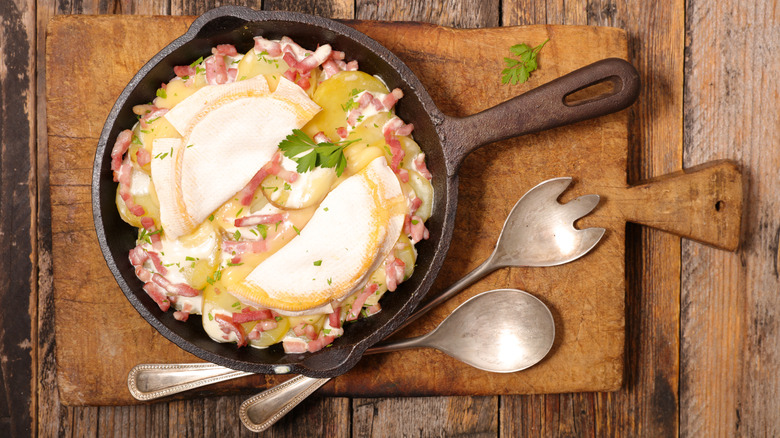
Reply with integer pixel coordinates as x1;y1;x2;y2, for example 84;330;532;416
501;39;549;85
277;129;359;177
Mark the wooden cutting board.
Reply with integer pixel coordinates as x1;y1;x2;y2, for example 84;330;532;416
47;15;741;406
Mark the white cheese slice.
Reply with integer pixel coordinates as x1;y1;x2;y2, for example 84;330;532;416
231;157;406;312
152;76;321;239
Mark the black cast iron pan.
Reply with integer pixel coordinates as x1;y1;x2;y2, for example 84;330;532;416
93;6;640;378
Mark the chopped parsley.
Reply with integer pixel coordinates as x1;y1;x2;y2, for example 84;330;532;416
233;230;241;240
155;88;167;99
275;316;283;321
293;225;300;235
277;129;358;177
208;214;215;222
236;208;243;217
256;224;268;239
313;260;322;266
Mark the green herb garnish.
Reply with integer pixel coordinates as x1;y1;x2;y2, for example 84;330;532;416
156;88;167;99
277;129;357;177
313;260;322;266
501;39;549;85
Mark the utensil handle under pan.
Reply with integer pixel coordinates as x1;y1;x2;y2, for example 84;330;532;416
441;57;640;176
238;255;503;432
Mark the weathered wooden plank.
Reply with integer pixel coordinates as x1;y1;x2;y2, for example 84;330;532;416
500;0;684;436
352;396;498;437
170;0;262;16
0;0;36;436
264;0;353;19
356;0;499;28
681;0;780;435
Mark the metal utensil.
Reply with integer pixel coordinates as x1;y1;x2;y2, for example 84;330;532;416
128;177;601;399
240;288;555;431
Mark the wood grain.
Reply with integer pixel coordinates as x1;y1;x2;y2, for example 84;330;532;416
48;17;631;404
16;1;774;438
501;0;685;437
0;0;36;436
681;0;780;436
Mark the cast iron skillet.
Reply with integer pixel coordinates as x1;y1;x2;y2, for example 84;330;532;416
93;6;640;378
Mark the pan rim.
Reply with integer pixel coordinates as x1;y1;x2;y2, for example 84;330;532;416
92;6;458;377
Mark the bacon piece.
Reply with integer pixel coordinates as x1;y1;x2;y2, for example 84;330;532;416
174;65;196;77
147;251;167;275
143;282;170;311
321;59;341;78
347;283;379;321
384;132;404;173
117;162;146;217
403;214;412;235
295;45;332;74
135;266;152;283
304;324;318;341
385;255;406;292
413;153;432;180
313;131;331;143
110;130;133;177
410;196;423;215
140;108;169;129
293;323;307;337
397;168;410;183
331;50;345;61
214;314;247;347
347;108;362;127
234;213;284;228
345;60;359;71
227;67;238;83
213;44;238;57
136;147;151;166
395;123;414;136
259;319;278;331
307;334;336;353
140;216;155;230
173;311;189;321
357;92;374;109
221;239;267;255
236;152;284;205
151;273;200;297
282;52;299;70
336;127;348;139
254;36;282;57
365;304;382;317
410;215;430;243
329;307;342;329
283;338;308;353
129;245;148;267
382;88;403;110
204;55;228;85
232;309;274;324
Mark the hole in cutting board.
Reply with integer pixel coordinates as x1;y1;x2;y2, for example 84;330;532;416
564;78;617;106
715;200;725;211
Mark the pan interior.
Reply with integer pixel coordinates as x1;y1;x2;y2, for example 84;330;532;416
93;9;456;377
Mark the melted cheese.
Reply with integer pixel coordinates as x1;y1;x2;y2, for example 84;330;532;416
151;76;321;239
231;157;406;312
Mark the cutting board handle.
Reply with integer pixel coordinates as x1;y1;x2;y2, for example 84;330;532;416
619;160;743;251
442;58;640;176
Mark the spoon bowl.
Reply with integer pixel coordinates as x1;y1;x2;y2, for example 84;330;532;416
369;289;555;373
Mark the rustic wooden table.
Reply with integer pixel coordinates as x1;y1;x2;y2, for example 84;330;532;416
1;0;777;436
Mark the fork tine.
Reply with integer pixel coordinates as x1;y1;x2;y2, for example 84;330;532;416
561;194;601;222
576;227;606;256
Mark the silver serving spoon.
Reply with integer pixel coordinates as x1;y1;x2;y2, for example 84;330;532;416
239;288;555;432
128;177;603;401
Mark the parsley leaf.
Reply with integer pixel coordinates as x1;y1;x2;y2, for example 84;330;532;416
501;39;549;85
277;129;358;177
156;88;167;99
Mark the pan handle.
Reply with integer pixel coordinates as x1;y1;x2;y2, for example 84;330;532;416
441;58;640;176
